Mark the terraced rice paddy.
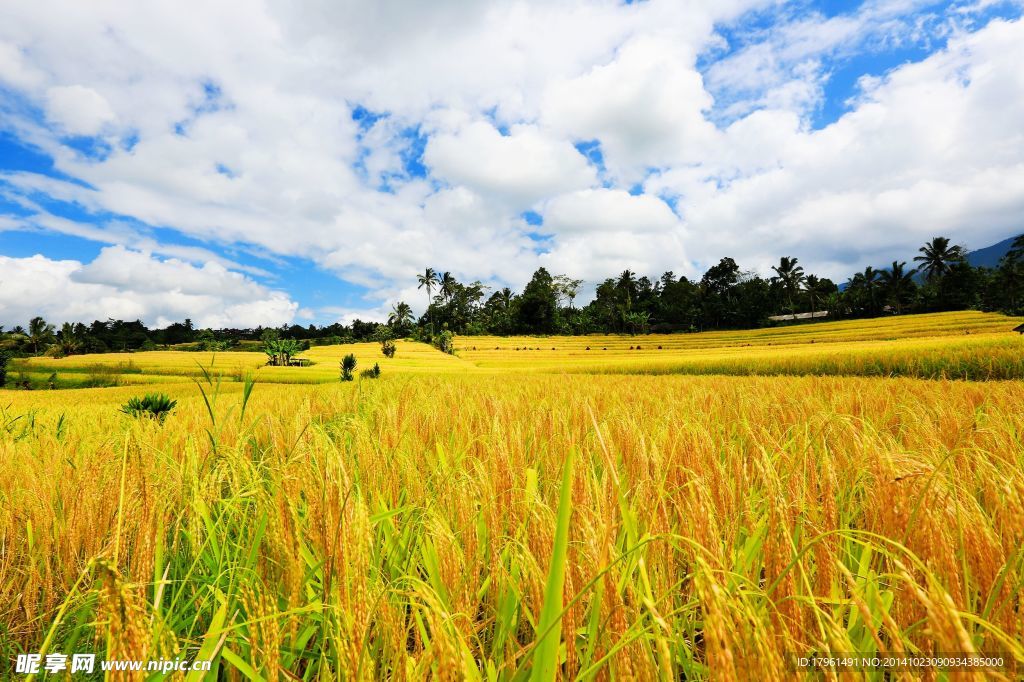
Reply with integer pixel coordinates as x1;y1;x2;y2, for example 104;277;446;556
1;310;1023;679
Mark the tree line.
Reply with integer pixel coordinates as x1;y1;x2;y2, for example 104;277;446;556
398;235;1023;336
1;235;1022;361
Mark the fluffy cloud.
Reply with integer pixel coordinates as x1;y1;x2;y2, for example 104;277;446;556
0;0;1021;319
0;1;759;291
0;247;298;328
544;189;680;234
543;36;721;179
650;16;1024;277
425;122;597;208
45;85;116;135
537;189;688;285
0;40;44;89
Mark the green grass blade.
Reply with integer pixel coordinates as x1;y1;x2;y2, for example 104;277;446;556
530;447;575;682
186;602;230;682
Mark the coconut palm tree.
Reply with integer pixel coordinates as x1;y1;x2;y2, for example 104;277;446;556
57;322;81;356
438;271;457;303
859;266;881;314
498;287;513;309
1004;234;1024;266
803;275;825;316
847;266;881;316
878;261;917;313
772;256;805;313
388;301;414;331
28;316;55;354
913;237;964;281
417;268;438;333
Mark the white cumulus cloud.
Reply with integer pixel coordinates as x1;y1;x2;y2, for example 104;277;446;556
0;247;298;328
0;0;1021;318
44;85;116;136
425;121;597;209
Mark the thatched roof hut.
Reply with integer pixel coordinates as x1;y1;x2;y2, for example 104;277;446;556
1014;323;1024;334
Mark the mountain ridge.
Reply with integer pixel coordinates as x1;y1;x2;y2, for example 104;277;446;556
966;234;1020;268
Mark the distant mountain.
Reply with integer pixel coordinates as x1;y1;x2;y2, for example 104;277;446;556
966;234;1021;268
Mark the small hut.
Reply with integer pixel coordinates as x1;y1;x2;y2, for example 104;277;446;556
1014;323;1024;335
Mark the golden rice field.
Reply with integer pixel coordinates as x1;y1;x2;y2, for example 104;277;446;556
2;311;1024;679
11;311;1024;386
454;311;1024;380
8;341;473;389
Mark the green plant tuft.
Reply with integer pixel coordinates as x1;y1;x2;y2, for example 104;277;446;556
433;330;455;354
340;353;357;381
120;393;177;422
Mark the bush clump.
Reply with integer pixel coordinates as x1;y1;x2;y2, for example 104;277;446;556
340;354;357;381
264;336;303;366
360;363;382;379
433;330;455;355
373;325;397;358
120;393;177;422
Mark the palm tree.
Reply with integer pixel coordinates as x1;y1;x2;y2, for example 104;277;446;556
57;322;81;355
438;272;457;303
878;261;917;313
1004;234;1024;265
803;275;823;316
914;237;964;281
388;301;414;331
498;287;513;309
417;268;438;333
772;256;805;313
847;266;881;316
28;316;55;354
859;266;881;314
997;234;1024;313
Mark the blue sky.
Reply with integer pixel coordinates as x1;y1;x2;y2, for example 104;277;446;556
1;0;1023;328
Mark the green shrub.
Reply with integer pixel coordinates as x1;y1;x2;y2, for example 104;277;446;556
120;393;177;422
200;339;229;352
0;351;9;388
433;330;455;355
360;363;382;379
340;354;357;381
265;338;303;366
381;339;396;358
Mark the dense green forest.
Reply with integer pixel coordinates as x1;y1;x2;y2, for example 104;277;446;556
2;235;1022;361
